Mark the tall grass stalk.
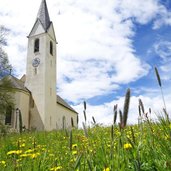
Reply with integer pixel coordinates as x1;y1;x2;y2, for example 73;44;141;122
119;110;123;130
122;88;131;128
113;104;118;125
69;130;72;151
139;99;145;115
82;122;88;137
92;116;96;124
83;101;87;123
154;67;169;120
74;154;82;170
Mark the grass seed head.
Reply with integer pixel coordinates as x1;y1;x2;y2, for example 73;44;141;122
139;99;145;114
122;88;131;128
92;116;96;124
113;104;118;124
84;101;86;110
83;110;87;122
155;67;162;87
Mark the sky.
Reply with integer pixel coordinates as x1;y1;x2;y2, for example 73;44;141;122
1;0;171;127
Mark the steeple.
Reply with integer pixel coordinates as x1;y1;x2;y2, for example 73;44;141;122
37;0;51;31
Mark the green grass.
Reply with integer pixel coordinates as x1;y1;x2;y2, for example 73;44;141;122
0;118;171;171
0;67;170;170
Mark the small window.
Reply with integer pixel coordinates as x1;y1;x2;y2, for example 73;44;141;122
71;117;74;127
34;39;39;53
62;116;66;130
5;106;12;125
50;41;53;55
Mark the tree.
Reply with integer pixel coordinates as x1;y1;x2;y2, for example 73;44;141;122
0;25;14;132
0;26;11;78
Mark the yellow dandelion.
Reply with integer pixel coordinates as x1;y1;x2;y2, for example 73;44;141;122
7;150;16;155
124;143;132;149
36;145;41;148
16;150;22;155
107;144;111;148
41;147;46;151
30;154;36;159
30;152;40;159
72;150;77;155
7;150;22;155
89;149;93;153
17;159;22;162
20;153;31;158
25;149;34;153
72;144;77;149
0;161;6;165
103;167;110;171
20;143;25;148
70;158;76;163
50;166;62;171
0;160;6;167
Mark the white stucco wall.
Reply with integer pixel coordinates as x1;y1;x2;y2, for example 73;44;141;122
56;103;78;130
29;103;44;131
13;90;30;129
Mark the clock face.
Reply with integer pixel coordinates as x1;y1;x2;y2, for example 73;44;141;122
32;58;40;67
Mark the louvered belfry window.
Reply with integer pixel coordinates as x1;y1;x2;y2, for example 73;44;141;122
50;41;53;55
34;38;39;53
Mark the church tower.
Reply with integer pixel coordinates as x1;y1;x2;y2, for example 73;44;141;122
25;0;57;130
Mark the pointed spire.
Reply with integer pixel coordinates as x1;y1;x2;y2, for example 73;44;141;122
37;0;51;31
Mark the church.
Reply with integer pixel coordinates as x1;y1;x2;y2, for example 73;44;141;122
0;0;78;131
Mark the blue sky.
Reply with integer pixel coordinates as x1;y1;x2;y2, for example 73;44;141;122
1;0;171;126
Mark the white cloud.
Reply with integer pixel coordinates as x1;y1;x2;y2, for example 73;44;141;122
153;40;171;81
154;41;171;61
153;6;171;29
1;0;171;125
118;0;160;24
74;92;171;127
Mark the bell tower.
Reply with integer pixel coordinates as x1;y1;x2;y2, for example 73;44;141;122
25;0;57;130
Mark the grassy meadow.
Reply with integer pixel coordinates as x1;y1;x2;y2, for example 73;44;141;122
0;112;171;170
0;68;171;171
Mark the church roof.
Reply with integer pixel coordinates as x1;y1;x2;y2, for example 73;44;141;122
37;0;51;31
57;95;78;114
0;75;29;92
0;75;77;114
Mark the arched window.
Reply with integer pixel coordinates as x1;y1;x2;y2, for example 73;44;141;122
50;41;53;55
5;106;12;125
34;38;39;53
71;117;74;127
62;116;66;130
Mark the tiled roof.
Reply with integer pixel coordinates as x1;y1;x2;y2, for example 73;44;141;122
37;0;51;31
0;75;29;92
57;95;78;114
0;75;77;114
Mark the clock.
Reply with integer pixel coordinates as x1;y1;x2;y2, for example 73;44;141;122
32;58;40;67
